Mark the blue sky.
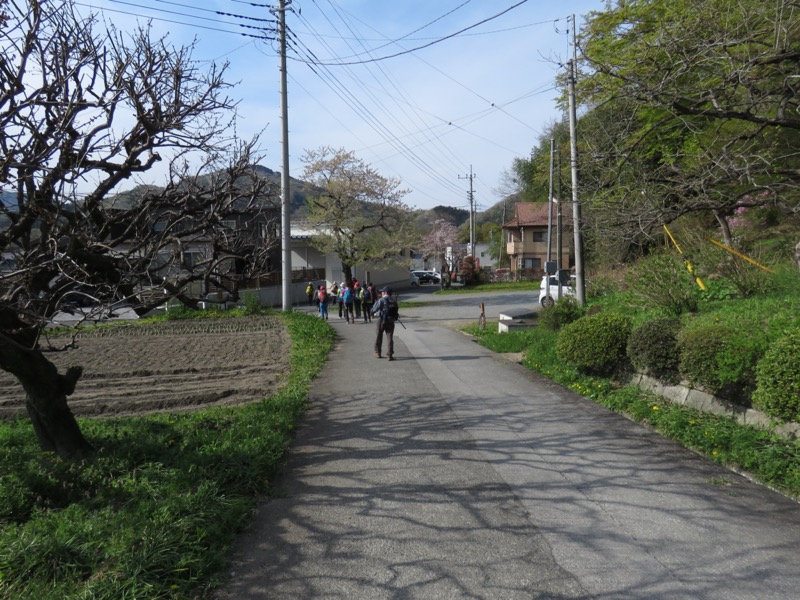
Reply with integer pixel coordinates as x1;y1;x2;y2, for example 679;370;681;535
80;0;604;212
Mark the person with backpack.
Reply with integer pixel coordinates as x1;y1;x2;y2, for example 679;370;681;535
305;282;314;306
353;281;362;319
330;282;339;306
342;283;355;324
317;286;329;320
371;286;398;360
360;283;373;323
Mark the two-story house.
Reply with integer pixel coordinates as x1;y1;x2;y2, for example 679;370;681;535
503;201;572;276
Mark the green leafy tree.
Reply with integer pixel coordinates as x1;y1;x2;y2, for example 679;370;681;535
302;147;415;286
578;0;800;251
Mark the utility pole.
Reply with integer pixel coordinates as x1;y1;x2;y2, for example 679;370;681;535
278;0;293;310
567;14;585;306
567;58;585;306
546;138;555;267
459;166;476;260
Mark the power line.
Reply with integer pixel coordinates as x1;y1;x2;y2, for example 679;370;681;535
301;0;531;66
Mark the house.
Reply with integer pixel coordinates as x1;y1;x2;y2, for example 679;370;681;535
503;202;572;276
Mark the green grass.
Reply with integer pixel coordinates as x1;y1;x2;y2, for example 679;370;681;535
0;310;334;600
434;281;540;295
465;280;800;498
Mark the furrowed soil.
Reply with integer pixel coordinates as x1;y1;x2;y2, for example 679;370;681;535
0;317;291;419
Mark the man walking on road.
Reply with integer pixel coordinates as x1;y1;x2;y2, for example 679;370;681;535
371;286;398;360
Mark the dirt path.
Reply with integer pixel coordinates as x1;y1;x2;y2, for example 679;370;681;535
0;317;291;419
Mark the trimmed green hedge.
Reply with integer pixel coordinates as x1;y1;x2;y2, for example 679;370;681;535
752;328;800;422
555;311;633;376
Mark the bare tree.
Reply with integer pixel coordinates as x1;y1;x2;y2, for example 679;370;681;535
0;0;280;457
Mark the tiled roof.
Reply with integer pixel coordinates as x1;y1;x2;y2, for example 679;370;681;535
503;201;571;228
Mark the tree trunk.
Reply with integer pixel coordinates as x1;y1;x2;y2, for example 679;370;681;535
0;337;92;458
795;240;800;272
713;210;734;247
342;263;354;288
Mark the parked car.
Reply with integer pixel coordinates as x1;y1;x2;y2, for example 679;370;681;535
412;270;441;284
409;272;420;286
539;275;575;307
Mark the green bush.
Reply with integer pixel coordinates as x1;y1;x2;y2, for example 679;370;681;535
538;296;585;331
677;324;766;404
625;251;699;315
555;311;633;376
627;318;681;382
714;329;768;404
752;328;800;422
676;325;729;393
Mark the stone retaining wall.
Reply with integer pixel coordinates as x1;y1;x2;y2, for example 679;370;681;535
632;374;800;439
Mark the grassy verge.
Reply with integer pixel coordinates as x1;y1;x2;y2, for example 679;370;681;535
0;310;334;600
463;322;800;498
434;281;539;295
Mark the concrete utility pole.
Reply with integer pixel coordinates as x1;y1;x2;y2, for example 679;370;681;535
567;14;585;306
567;59;584;306
278;0;293;310
546;138;555;267
459;166;476;260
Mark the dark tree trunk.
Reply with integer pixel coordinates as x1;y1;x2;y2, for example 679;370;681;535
0;337;92;458
342;263;354;288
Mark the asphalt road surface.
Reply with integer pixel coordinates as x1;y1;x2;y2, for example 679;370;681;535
214;288;800;600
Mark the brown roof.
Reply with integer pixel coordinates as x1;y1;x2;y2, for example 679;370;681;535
503;201;571;228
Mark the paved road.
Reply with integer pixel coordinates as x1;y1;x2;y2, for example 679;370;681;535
214;288;800;599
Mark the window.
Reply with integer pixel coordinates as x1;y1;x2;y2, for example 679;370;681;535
532;231;546;242
183;251;204;268
523;258;542;269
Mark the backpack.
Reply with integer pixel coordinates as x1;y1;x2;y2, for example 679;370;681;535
361;287;371;302
385;297;398;320
343;288;352;303
318;291;327;304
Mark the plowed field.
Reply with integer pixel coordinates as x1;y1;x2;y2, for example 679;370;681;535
0;317;291;419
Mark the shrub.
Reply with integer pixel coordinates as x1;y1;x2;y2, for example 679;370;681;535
555;312;633;376
242;292;261;315
625;251;699;315
714;330;768;404
538;296;585;331
677;324;766;404
676;325;729;393
627;318;681;382
752;329;800;422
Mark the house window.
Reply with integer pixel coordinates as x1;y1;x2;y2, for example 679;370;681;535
183;251;204;268
532;231;546;242
523;258;542;269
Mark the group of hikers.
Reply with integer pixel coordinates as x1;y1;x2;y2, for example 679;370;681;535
305;280;399;361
